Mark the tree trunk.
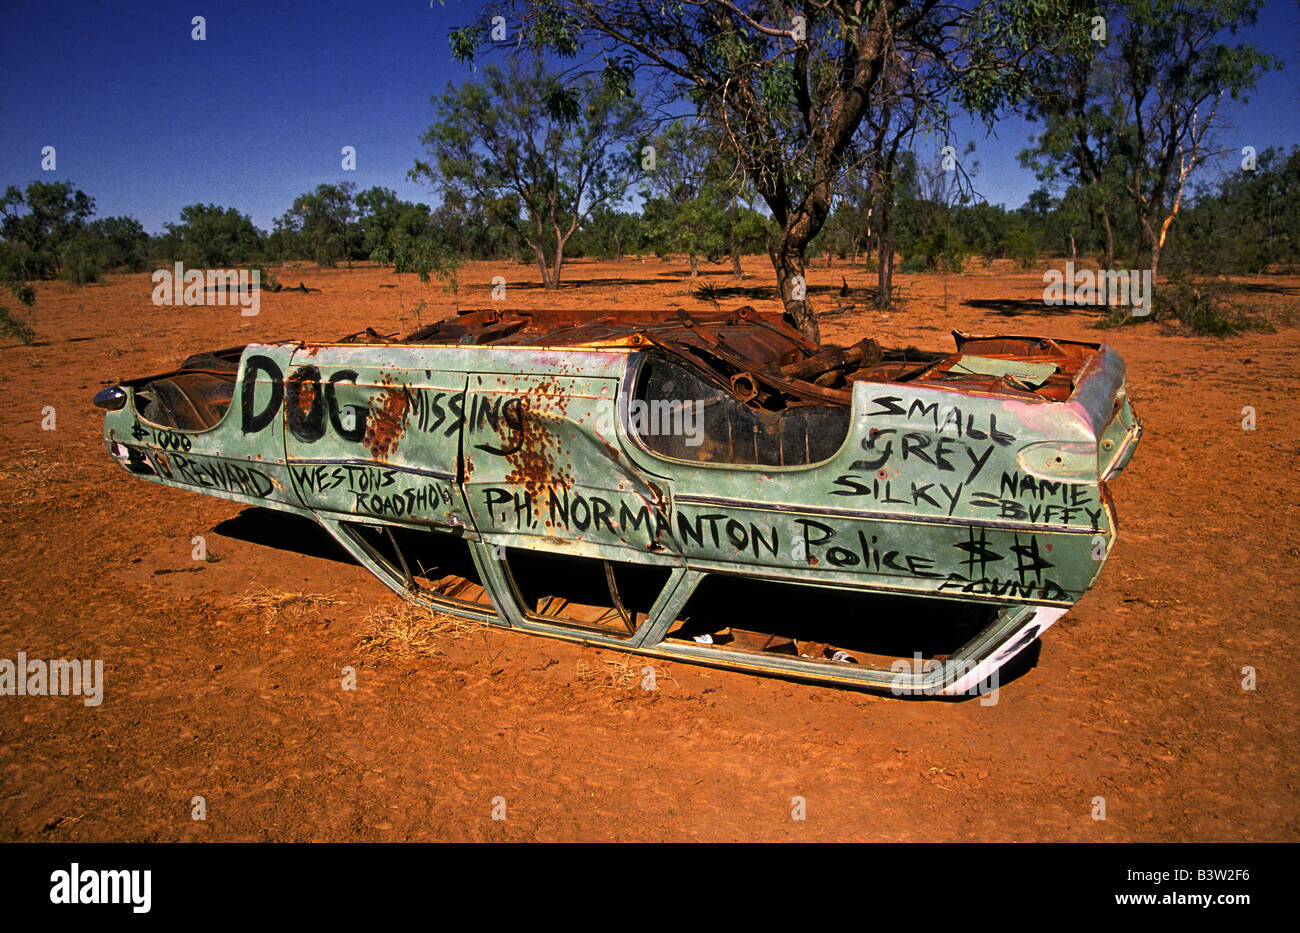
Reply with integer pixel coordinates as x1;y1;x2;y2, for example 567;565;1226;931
1100;210;1115;271
549;239;565;289
534;245;552;288
877;238;895;311
728;198;744;281
689;254;699;280
1134;212;1153;271
872;168;897;310
1149;240;1162;314
772;242;819;345
876;204;895;311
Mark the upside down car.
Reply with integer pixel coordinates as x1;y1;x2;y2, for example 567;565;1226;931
96;305;1141;694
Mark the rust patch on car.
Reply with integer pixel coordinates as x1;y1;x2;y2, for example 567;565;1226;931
499;396;573;494
295;377;318;417
504;428;570;495
363;387;408;461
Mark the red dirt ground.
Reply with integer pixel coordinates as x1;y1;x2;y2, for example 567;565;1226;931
1;257;1297;841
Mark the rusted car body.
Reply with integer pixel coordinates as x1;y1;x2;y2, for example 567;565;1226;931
96;306;1141;694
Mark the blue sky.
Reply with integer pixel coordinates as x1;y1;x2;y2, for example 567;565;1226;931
1;0;1296;233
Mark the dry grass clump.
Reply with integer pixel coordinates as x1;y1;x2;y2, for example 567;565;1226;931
575;656;646;690
575;656;679;691
357;601;485;662
234;590;337;632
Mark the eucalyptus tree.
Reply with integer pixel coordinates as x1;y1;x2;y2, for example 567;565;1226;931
1110;0;1277;285
450;0;1091;343
1022;0;1278;292
411;58;647;289
641;119;736;279
0;180;96;279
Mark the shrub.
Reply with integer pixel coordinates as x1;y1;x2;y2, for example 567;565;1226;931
899;255;928;274
0;254;37;342
59;234;109;284
1095;272;1269;336
1158;273;1269;336
0;306;35;344
1003;227;1038;269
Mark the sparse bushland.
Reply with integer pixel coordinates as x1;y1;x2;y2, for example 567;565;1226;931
1096;271;1274;336
451;0;1097;343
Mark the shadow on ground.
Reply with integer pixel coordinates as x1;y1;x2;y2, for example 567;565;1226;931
214;507;355;565
964;297;1092;317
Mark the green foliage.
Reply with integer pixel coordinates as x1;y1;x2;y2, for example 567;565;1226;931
370;224;464;317
1021;0;1279;272
354;187;428;261
915;229;966;272
958;1;1099;121
270;184;355;267
263;182;517;269
448;2;580;62
444;0;1086;340
0;244;37;342
893;150;973;272
50;216;150;284
1095;272;1269;336
410;57;647;287
160;204;264;267
1166;147;1300;275
0;305;35;344
568;206;644;259
0;180;96;280
0;259;35;308
638;120;736;272
1002;224;1039;268
953;202;1009;261
1155;273;1268;336
59;236;105;285
89;216;150;271
817;168;873;262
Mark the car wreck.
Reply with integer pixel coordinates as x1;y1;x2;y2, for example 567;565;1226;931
96;305;1142;694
